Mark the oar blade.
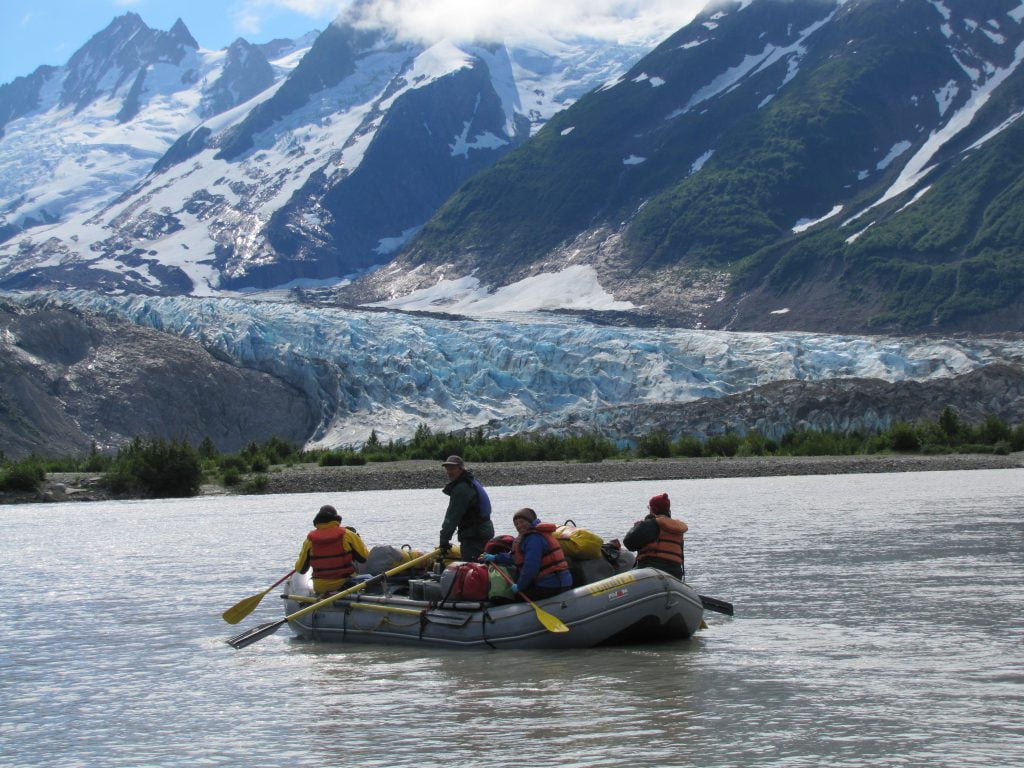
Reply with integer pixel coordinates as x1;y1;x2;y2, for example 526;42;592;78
535;607;570;633
699;595;734;616
221;593;266;625
227;619;285;649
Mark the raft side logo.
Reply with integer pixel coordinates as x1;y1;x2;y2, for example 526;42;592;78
584;572;636;597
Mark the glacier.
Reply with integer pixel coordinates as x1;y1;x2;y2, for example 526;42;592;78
36;290;1024;449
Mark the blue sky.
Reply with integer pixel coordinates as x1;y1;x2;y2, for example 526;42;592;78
0;0;706;87
0;0;341;85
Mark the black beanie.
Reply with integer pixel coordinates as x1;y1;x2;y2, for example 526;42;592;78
313;504;341;525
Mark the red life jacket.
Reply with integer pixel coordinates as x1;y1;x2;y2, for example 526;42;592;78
638;515;686;565
513;522;570;580
308;526;355;582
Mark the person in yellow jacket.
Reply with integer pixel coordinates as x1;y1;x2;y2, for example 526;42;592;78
295;505;369;594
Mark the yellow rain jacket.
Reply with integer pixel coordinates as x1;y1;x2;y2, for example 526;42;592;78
294;520;369;593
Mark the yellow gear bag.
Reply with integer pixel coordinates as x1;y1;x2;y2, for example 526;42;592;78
553;525;603;560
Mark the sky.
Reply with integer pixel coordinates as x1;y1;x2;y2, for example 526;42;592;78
0;0;707;86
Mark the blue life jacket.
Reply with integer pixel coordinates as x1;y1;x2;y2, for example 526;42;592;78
471;478;491;520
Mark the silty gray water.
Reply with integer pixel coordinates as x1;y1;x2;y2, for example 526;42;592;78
1;469;1021;767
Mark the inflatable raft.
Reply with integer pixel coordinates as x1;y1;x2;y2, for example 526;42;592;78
279;566;705;649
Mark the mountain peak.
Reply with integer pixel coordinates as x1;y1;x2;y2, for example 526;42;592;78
169;18;199;50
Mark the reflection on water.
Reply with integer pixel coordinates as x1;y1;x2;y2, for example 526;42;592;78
1;470;1022;768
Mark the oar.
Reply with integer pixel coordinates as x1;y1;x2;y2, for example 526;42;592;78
489;564;569;633
699;594;735;616
227;549;440;649
222;571;295;624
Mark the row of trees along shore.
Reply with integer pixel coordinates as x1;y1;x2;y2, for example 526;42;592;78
2;408;1022;499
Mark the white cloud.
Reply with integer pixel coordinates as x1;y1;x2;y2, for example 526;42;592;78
256;0;705;46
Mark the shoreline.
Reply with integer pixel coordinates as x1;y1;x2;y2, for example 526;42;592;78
4;452;1022;505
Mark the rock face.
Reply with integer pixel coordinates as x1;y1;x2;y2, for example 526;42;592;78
0;299;315;459
543;363;1024;443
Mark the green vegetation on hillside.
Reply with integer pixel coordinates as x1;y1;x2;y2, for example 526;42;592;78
2;408;1020;499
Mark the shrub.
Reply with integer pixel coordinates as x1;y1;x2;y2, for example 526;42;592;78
672;435;705;458
0;458;46;492
241;474;268;493
886;423;921;452
82;443;113;472
706;434;741;457
218;455;250;473
636;431;672;458
261;436;299;464
1011;424;1024;452
318;451;348;467
197;436;219;460
955;443;994;454
103;438;202;498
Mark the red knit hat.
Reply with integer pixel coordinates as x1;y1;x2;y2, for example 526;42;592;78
648;493;671;515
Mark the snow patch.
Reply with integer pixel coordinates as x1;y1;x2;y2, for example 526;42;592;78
623;155;647;165
934;80;959;116
450;124;508;158
366;264;635;315
792;205;843;233
876;141;912;170
691;150;714;173
375;226;423;256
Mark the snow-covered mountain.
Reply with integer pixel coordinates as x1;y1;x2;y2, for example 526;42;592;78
346;0;1024;334
0;14;314;247
31;290;1024;449
0;9;660;296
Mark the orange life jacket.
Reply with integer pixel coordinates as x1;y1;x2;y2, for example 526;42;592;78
513;522;570;580
308;526;355;582
638;515;686;565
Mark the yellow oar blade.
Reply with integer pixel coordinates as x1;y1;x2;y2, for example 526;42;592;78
222;570;295;624
488;562;570;633
532;603;569;633
221;592;269;624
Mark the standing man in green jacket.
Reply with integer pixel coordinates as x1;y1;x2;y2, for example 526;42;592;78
438;455;494;562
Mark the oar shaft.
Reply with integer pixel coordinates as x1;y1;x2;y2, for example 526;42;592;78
227;549;441;649
267;570;295;592
283;549;440;623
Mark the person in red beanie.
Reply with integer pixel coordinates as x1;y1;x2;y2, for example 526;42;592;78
623;492;687;579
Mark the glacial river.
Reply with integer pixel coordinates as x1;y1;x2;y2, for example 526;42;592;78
1;469;1022;768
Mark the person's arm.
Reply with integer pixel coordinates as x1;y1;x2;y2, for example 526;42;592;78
439;483;472;545
345;529;369;563
516;535;543;590
492;551;514;566
294;538;312;573
623;517;658;552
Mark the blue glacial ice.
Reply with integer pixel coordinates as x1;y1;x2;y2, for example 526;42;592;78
50;291;1024;448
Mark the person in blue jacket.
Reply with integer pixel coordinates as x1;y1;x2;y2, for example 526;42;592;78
483;508;572;600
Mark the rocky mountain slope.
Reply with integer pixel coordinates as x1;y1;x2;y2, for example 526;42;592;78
348;0;1024;334
528;363;1024;444
0;298;313;459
